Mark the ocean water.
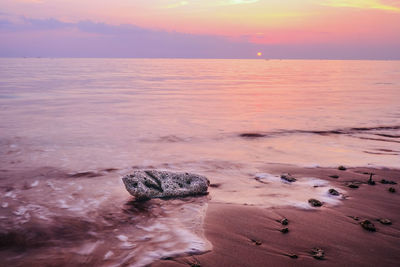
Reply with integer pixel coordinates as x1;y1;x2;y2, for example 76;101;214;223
0;58;399;265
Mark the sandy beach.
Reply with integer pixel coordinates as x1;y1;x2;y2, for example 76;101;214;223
154;167;400;267
1;165;399;266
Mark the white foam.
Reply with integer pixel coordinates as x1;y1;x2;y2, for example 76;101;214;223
225;173;347;209
289;201;314;210
31;180;39;187
255;173;280;182
104;251;114;260
297;177;329;187
13;206;28;216
117;235;128;242
58;200;70;209
46;181;61;191
5;191;17;199
13;206;31;224
1;202;8;208
136;222;169;232
76;241;101;255
120;242;136;250
304;163;320;168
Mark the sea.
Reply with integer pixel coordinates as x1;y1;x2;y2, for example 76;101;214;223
0;58;399;266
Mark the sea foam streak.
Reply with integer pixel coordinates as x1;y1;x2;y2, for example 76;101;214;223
0;171;211;267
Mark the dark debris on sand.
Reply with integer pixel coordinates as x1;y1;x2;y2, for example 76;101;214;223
239;133;266;138
250;239;262;246
380;179;397;185
367;173;376;185
346;182;360;189
284;253;298;259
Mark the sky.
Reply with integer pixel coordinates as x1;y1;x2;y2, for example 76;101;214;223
0;0;399;59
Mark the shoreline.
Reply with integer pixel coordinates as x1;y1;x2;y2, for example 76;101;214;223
0;165;399;266
153;166;400;267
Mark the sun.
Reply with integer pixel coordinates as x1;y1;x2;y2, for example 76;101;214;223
257;52;262;57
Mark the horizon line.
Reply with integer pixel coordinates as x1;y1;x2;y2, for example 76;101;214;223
1;57;400;61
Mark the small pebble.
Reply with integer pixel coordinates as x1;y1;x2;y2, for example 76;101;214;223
380;179;397;185
388;187;396;193
281;218;289;225
338;166;347;171
378;218;392;225
328;188;339;196
329;175;339;179
349;216;360;221
311;248;325;260
286;254;298;259
360;220;376;231
280;228;289;234
308;198;323;207
251;239;262;246
281;174;296;182
348;183;359;189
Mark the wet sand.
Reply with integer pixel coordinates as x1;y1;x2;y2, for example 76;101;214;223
154;167;400;267
1;166;399;266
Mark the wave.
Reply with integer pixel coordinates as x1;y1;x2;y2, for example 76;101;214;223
238;125;400;143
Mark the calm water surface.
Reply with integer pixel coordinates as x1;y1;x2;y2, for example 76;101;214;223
0;58;399;266
1;58;399;170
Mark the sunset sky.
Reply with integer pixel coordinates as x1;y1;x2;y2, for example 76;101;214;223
1;0;399;58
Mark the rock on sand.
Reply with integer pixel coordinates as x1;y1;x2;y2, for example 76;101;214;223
122;170;210;200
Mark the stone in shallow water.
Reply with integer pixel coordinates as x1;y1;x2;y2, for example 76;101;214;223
280;173;297;183
328;188;340;196
122;170;210;200
308;198;323;207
